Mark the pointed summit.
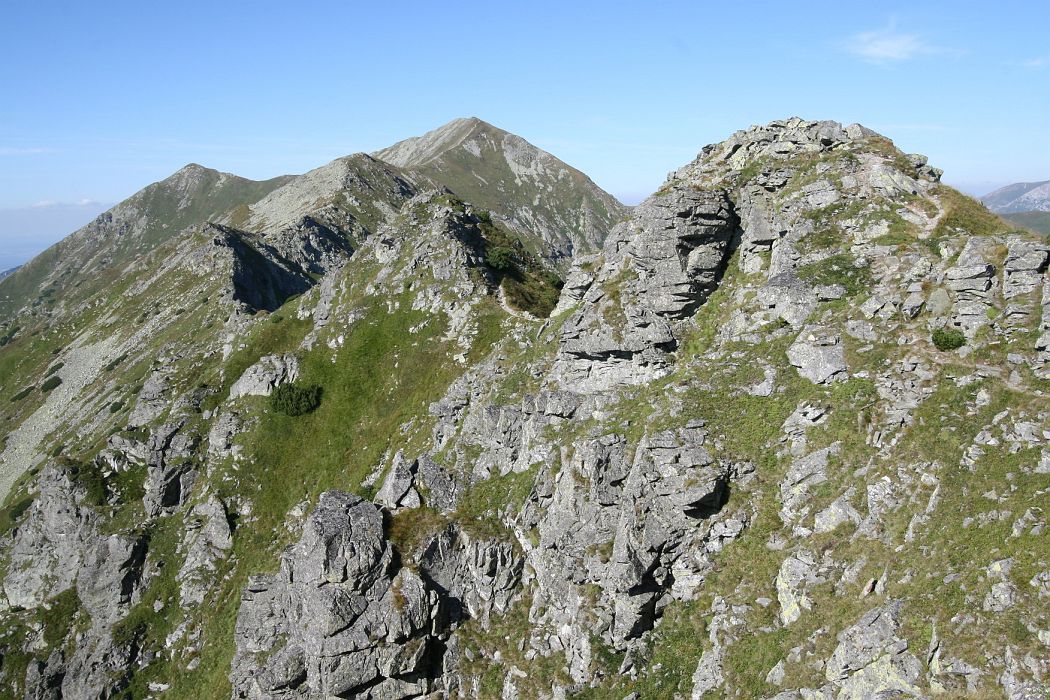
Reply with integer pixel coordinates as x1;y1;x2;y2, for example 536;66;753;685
374;118;627;263
373;117;497;168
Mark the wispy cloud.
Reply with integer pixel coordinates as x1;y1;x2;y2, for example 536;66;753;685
0;147;56;156
29;199;103;209
1021;56;1049;68
843;23;946;64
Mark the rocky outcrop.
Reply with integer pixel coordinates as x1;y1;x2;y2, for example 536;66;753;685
375;452;460;513
177;497;234;607
554;186;739;391
230;492;446;699
3;466;99;609
229;354;301;400
5;466;150;699
523;422;750;679
416;525;524;627
141;421;200;517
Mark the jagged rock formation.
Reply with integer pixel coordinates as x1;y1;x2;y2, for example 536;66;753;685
1;117;1048;700
231;492;444;699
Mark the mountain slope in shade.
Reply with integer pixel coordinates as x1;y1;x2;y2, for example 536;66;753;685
0;165;294;320
374;117;628;264
982;179;1050;213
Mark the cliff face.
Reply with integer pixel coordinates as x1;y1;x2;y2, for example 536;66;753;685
1;118;1048;700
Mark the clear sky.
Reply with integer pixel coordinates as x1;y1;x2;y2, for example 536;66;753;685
1;0;1048;269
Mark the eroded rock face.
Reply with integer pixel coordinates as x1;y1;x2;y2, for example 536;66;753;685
416;524;524;627
3;466;99;609
554;186;739;392
177;497;234;608
230;492;444;699
522;422;750;680
5;465;151;699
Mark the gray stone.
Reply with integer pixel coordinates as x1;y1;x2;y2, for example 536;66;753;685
229;354;300;400
230;491;445;699
787;327;847;384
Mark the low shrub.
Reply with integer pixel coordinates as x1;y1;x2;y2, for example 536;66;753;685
103;353;128;372
485;246;515;272
108;400;124;414
45;362;64;376
269;383;322;416
932;327;966;351
9;386;33;402
40;376;62;393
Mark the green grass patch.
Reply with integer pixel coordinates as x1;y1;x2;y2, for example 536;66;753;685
455;464;540;539
796;253;873;297
933;186;1011;238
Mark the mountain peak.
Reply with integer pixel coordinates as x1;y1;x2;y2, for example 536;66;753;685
372;118;627;261
372;116;502;168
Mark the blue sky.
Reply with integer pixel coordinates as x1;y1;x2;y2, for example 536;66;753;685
1;0;1048;269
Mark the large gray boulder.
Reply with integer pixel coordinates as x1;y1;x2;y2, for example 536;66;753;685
824;601;923;698
787;326;847;384
229;354;300;400
230;492;444;699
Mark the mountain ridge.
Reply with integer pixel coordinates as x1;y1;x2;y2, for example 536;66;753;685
982;179;1050;213
0;117;1047;699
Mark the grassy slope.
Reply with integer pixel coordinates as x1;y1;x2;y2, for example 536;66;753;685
1003;210;1050;236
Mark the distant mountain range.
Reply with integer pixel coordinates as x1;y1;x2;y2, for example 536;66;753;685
981;179;1050;213
0;267;17;281
981;180;1050;235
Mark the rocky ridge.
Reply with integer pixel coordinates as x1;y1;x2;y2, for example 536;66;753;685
0;117;1048;699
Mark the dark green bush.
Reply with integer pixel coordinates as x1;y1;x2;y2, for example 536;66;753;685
932;327;966;351
9;386;33;402
108;400;124;414
270;383;322;416
0;325;19;347
45;362;64;376
40;376;62;393
485;245;515;272
56;458;107;505
103;353;128;372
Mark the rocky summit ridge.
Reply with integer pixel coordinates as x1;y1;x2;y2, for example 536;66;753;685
0;117;1048;700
